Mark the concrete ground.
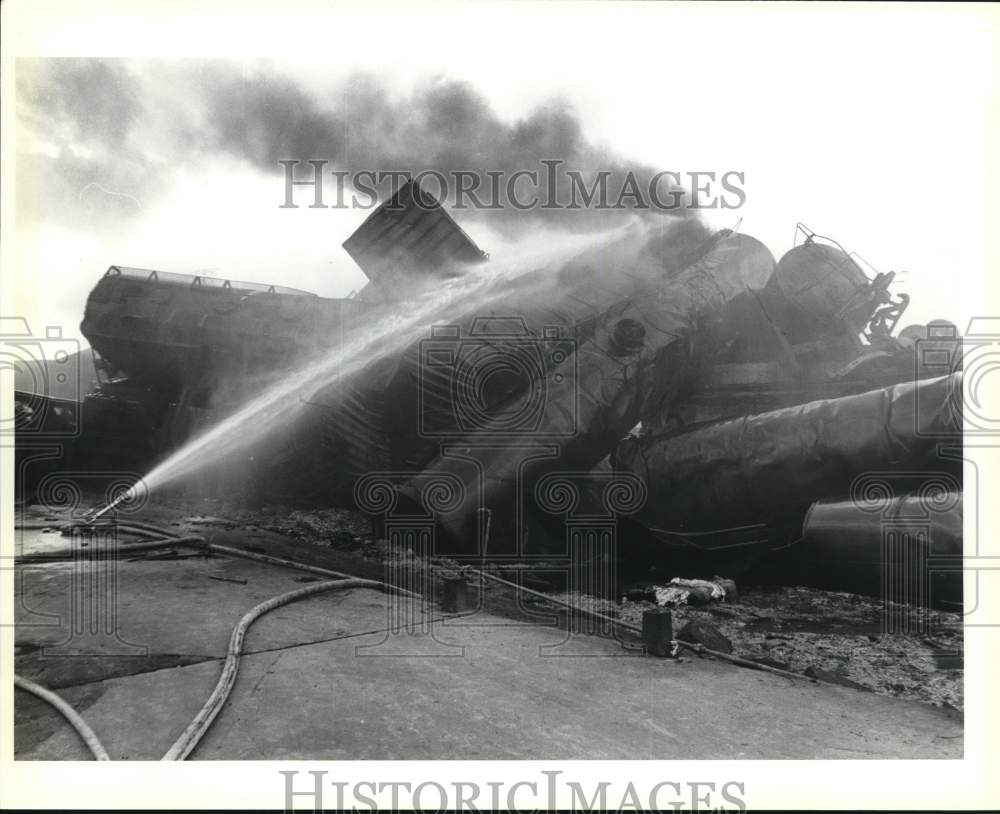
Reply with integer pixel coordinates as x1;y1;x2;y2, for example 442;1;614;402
13;522;962;760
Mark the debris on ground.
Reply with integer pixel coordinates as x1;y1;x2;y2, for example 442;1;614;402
549;581;962;710
24;498;963;711
624;584;962;709
677;619;734;653
713;576;739;603
653;577;730;606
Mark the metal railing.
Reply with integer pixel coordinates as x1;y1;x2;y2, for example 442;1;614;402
104;266;316;297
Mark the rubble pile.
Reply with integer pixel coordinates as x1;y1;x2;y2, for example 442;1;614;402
613;584;963;709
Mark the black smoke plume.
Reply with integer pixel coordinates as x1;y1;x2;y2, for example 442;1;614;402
17;59;694;234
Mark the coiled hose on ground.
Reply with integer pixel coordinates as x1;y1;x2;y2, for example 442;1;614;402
16;535;206;563
13;519;419;760
14;517;814;759
13;675;111;761
161;576;410;760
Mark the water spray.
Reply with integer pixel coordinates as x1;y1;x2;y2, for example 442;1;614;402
76;227;623;522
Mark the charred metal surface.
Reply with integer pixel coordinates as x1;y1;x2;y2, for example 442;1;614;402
614;373;962;540
395;229;777;554
20;191;965;607
788;493;963;608
342;178;489;300
81;266;364;402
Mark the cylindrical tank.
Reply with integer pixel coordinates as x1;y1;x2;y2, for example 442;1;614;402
766;242;873;339
382;227;777;554
80;267;366;402
795;492;962;609
613;372;963;536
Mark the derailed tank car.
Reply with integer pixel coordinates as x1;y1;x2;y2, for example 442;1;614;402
29;178;964;607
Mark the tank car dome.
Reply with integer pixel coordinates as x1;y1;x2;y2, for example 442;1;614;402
766;242;871;328
709;232;777;291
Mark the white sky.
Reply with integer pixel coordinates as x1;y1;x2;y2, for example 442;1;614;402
5;1;999;349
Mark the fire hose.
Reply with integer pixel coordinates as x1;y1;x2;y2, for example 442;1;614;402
13;520;420;760
14;577;412;761
13;674;111;761
15;535;205;563
14;518;813;760
160;577;414;761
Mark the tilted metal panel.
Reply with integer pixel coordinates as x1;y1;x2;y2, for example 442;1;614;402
342;178;488;285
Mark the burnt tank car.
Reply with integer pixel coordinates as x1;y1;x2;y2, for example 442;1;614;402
81;268;366;404
74;267;367;469
19;179;963;604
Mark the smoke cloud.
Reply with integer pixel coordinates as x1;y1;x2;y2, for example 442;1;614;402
16;59;695;235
